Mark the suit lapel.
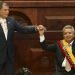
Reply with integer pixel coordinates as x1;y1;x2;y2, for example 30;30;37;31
6;17;11;40
72;40;75;55
72;40;75;47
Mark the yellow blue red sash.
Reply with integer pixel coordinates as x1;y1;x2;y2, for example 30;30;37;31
58;40;75;69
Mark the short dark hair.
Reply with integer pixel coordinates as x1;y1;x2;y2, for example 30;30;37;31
0;1;8;9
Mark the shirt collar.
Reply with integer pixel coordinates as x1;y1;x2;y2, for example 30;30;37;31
0;18;6;23
70;40;74;45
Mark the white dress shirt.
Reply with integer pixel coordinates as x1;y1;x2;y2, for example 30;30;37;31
0;18;8;40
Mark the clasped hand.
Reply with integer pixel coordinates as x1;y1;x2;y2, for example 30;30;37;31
36;25;46;36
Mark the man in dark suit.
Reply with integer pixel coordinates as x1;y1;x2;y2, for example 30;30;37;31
0;1;44;75
38;25;75;75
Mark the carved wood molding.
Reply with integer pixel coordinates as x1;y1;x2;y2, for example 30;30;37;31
5;1;75;7
30;48;55;71
44;16;75;30
45;16;75;20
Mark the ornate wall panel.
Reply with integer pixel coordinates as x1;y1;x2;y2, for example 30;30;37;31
3;1;75;75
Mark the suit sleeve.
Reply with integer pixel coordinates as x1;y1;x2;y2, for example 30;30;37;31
13;19;37;34
40;40;57;52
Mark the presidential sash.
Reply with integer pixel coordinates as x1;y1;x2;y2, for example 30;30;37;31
58;40;75;69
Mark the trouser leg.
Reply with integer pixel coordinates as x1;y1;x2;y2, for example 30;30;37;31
4;60;15;75
0;64;4;75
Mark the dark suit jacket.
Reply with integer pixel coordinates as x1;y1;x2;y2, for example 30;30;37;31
0;17;36;64
40;40;75;72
